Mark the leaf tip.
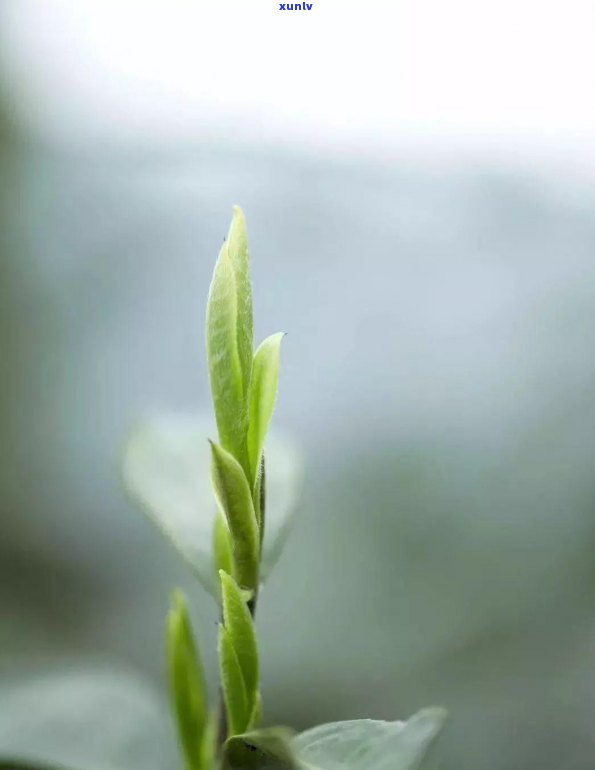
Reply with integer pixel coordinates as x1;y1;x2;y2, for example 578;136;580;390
228;205;248;241
417;705;448;724
170;587;186;610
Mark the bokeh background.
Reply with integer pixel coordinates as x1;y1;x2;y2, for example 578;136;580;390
2;2;595;768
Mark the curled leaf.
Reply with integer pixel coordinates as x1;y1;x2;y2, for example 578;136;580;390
220;571;259;720
249;691;263;730
247;332;285;486
210;441;260;592
213;509;234;579
218;626;249;737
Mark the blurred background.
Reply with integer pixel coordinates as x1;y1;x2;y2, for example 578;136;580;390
1;1;595;768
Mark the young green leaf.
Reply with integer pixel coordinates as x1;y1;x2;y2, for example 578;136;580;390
253;456;265;537
223;727;298;770
213;509;234;579
293;708;446;770
218;625;249;737
206;207;253;473
226;206;253;395
220;570;259;708
210;440;260;592
198;710;218;770
247;332;285;485
206;243;246;467
249;691;263;729
167;590;208;770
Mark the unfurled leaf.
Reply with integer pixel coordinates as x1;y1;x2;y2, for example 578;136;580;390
247;333;284;486
218;626;249;737
206;208;253;473
220;571;259;717
122;413;303;596
0;665;175;770
167;590;208;770
258;440;302;582
210;441;260;592
293;708;446;770
121;414;219;596
223;727;297;770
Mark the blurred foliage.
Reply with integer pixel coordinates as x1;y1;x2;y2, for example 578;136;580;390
0;664;175;770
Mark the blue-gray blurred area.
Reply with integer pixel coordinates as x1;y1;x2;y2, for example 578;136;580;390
2;65;595;770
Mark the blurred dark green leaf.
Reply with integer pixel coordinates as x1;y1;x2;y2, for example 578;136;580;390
0;665;175;770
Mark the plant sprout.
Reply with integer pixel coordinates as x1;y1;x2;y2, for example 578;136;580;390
0;207;445;770
137;207;446;769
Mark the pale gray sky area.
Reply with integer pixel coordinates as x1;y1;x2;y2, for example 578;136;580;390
1;0;595;174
